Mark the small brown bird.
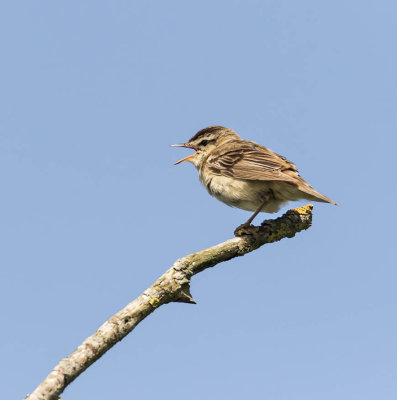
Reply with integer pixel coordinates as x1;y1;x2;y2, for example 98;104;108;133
172;126;337;229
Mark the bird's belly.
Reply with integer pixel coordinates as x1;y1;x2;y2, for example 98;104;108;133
200;174;285;213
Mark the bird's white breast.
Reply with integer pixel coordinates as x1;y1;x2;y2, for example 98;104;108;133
198;172;284;212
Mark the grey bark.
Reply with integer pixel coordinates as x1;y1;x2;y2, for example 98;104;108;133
26;204;313;400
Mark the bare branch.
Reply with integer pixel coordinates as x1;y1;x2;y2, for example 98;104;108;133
26;204;313;400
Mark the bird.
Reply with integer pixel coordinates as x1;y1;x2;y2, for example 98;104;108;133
172;126;337;230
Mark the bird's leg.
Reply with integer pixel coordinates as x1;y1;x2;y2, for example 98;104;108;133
234;197;269;235
245;204;265;225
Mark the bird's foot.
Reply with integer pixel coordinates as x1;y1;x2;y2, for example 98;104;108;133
234;223;258;236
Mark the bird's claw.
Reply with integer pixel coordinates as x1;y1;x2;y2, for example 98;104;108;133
234;223;257;236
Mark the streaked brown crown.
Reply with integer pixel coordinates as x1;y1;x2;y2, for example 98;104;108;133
186;126;240;149
188;126;234;141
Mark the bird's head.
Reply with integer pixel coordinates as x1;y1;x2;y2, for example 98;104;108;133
172;126;239;167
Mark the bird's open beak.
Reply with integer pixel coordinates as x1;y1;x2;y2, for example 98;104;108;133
171;143;197;165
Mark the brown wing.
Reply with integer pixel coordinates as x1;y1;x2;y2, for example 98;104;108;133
207;141;299;182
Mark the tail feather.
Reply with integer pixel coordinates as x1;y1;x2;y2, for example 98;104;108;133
297;183;338;205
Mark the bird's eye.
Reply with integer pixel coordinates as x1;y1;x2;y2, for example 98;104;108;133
199;140;209;146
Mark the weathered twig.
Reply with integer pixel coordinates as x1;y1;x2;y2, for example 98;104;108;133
26;204;313;400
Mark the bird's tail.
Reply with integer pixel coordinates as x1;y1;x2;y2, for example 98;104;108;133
298;182;338;205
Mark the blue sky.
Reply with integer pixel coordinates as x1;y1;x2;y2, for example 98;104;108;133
1;1;396;399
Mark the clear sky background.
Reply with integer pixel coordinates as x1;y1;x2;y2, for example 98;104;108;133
1;1;396;399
